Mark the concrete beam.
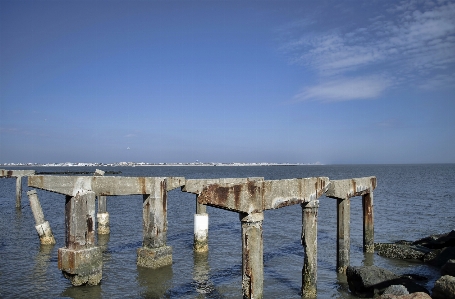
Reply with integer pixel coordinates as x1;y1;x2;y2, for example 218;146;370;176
182;178;264;194
325;177;376;200
28;176;185;196
0;169;35;177
197;177;329;214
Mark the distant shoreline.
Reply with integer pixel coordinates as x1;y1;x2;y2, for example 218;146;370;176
0;162;322;167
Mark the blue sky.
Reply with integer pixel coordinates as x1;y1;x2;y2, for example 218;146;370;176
1;0;454;164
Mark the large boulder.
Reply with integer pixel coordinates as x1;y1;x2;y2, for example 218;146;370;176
424;246;455;267
442;259;455;276
383;284;409;296
346;266;429;298
413;230;455;249
432;275;455;299
375;243;429;260
377;292;432;299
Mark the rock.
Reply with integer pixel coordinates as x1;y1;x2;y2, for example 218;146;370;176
442;259;455;276
383;284;409;295
375;243;429;260
346;265;398;297
413;230;455;249
377;292;432;299
424;246;455;267
432;275;455;299
346;265;430;298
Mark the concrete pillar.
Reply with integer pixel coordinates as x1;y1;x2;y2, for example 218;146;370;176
194;195;209;252
15;176;22;208
97;195;110;235
362;191;374;253
58;191;102;286
337;198;350;273
240;212;264;299
301;200;319;298
137;180;172;269
27;190;56;245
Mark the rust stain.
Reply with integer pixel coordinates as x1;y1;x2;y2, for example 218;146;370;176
352;179;357;197
371;177;377;189
87;216;93;233
139;177;147;194
234;185;242;210
7;170;13;178
161;180;167;214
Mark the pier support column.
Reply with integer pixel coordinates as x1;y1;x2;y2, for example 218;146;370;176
337;198;350;273
240;212;264;299
97;195;110;235
58;191;102;286
27;190;56;245
194;196;209;252
362;191;374;253
15;176;22;208
301;200;319;298
137;180;172;269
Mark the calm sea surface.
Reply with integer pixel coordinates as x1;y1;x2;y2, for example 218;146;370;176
1;164;454;298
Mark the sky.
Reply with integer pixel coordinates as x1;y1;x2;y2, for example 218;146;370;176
1;0;454;164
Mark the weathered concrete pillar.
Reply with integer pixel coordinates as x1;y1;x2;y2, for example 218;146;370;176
362;191;374;253
16;176;22;208
240;212;264;299
94;169;110;235
137;180;172;268
27;190;56;245
194;195;209;252
58;191;102;286
301;200;319;298
97;195;110;234
337;198;350;273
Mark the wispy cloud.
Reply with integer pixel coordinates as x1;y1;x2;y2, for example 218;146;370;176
294;76;390;102
283;0;455;102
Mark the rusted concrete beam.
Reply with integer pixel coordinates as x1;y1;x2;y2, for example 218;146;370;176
301;200;319;298
197;177;329;214
183;178;264;253
28;175;185;196
325;177;376;199
240;212;264;299
27;190;56;245
0;169;35;177
58;191;102;286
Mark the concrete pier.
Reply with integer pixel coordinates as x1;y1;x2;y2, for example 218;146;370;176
240;212;264;299
58;191;102;286
27;190;56;245
301;200;319;298
197;177;329;299
325;177;377;273
362;191;374;253
194;198;209;252
0;169;35;208
94;169;110;234
137;179;172;269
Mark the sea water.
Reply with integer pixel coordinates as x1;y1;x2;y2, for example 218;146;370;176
0;164;454;298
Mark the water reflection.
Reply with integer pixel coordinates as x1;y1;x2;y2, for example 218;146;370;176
97;234;110;251
137;264;173;298
61;284;102;299
193;251;215;297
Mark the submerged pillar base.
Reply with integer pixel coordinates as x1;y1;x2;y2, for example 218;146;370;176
35;221;56;245
137;246;172;269
58;246;102;286
97;212;110;235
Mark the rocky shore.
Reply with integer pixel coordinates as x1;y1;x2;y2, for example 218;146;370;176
346;230;455;298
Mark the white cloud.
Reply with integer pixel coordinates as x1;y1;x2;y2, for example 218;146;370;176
294;77;390;102
283;0;455;102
